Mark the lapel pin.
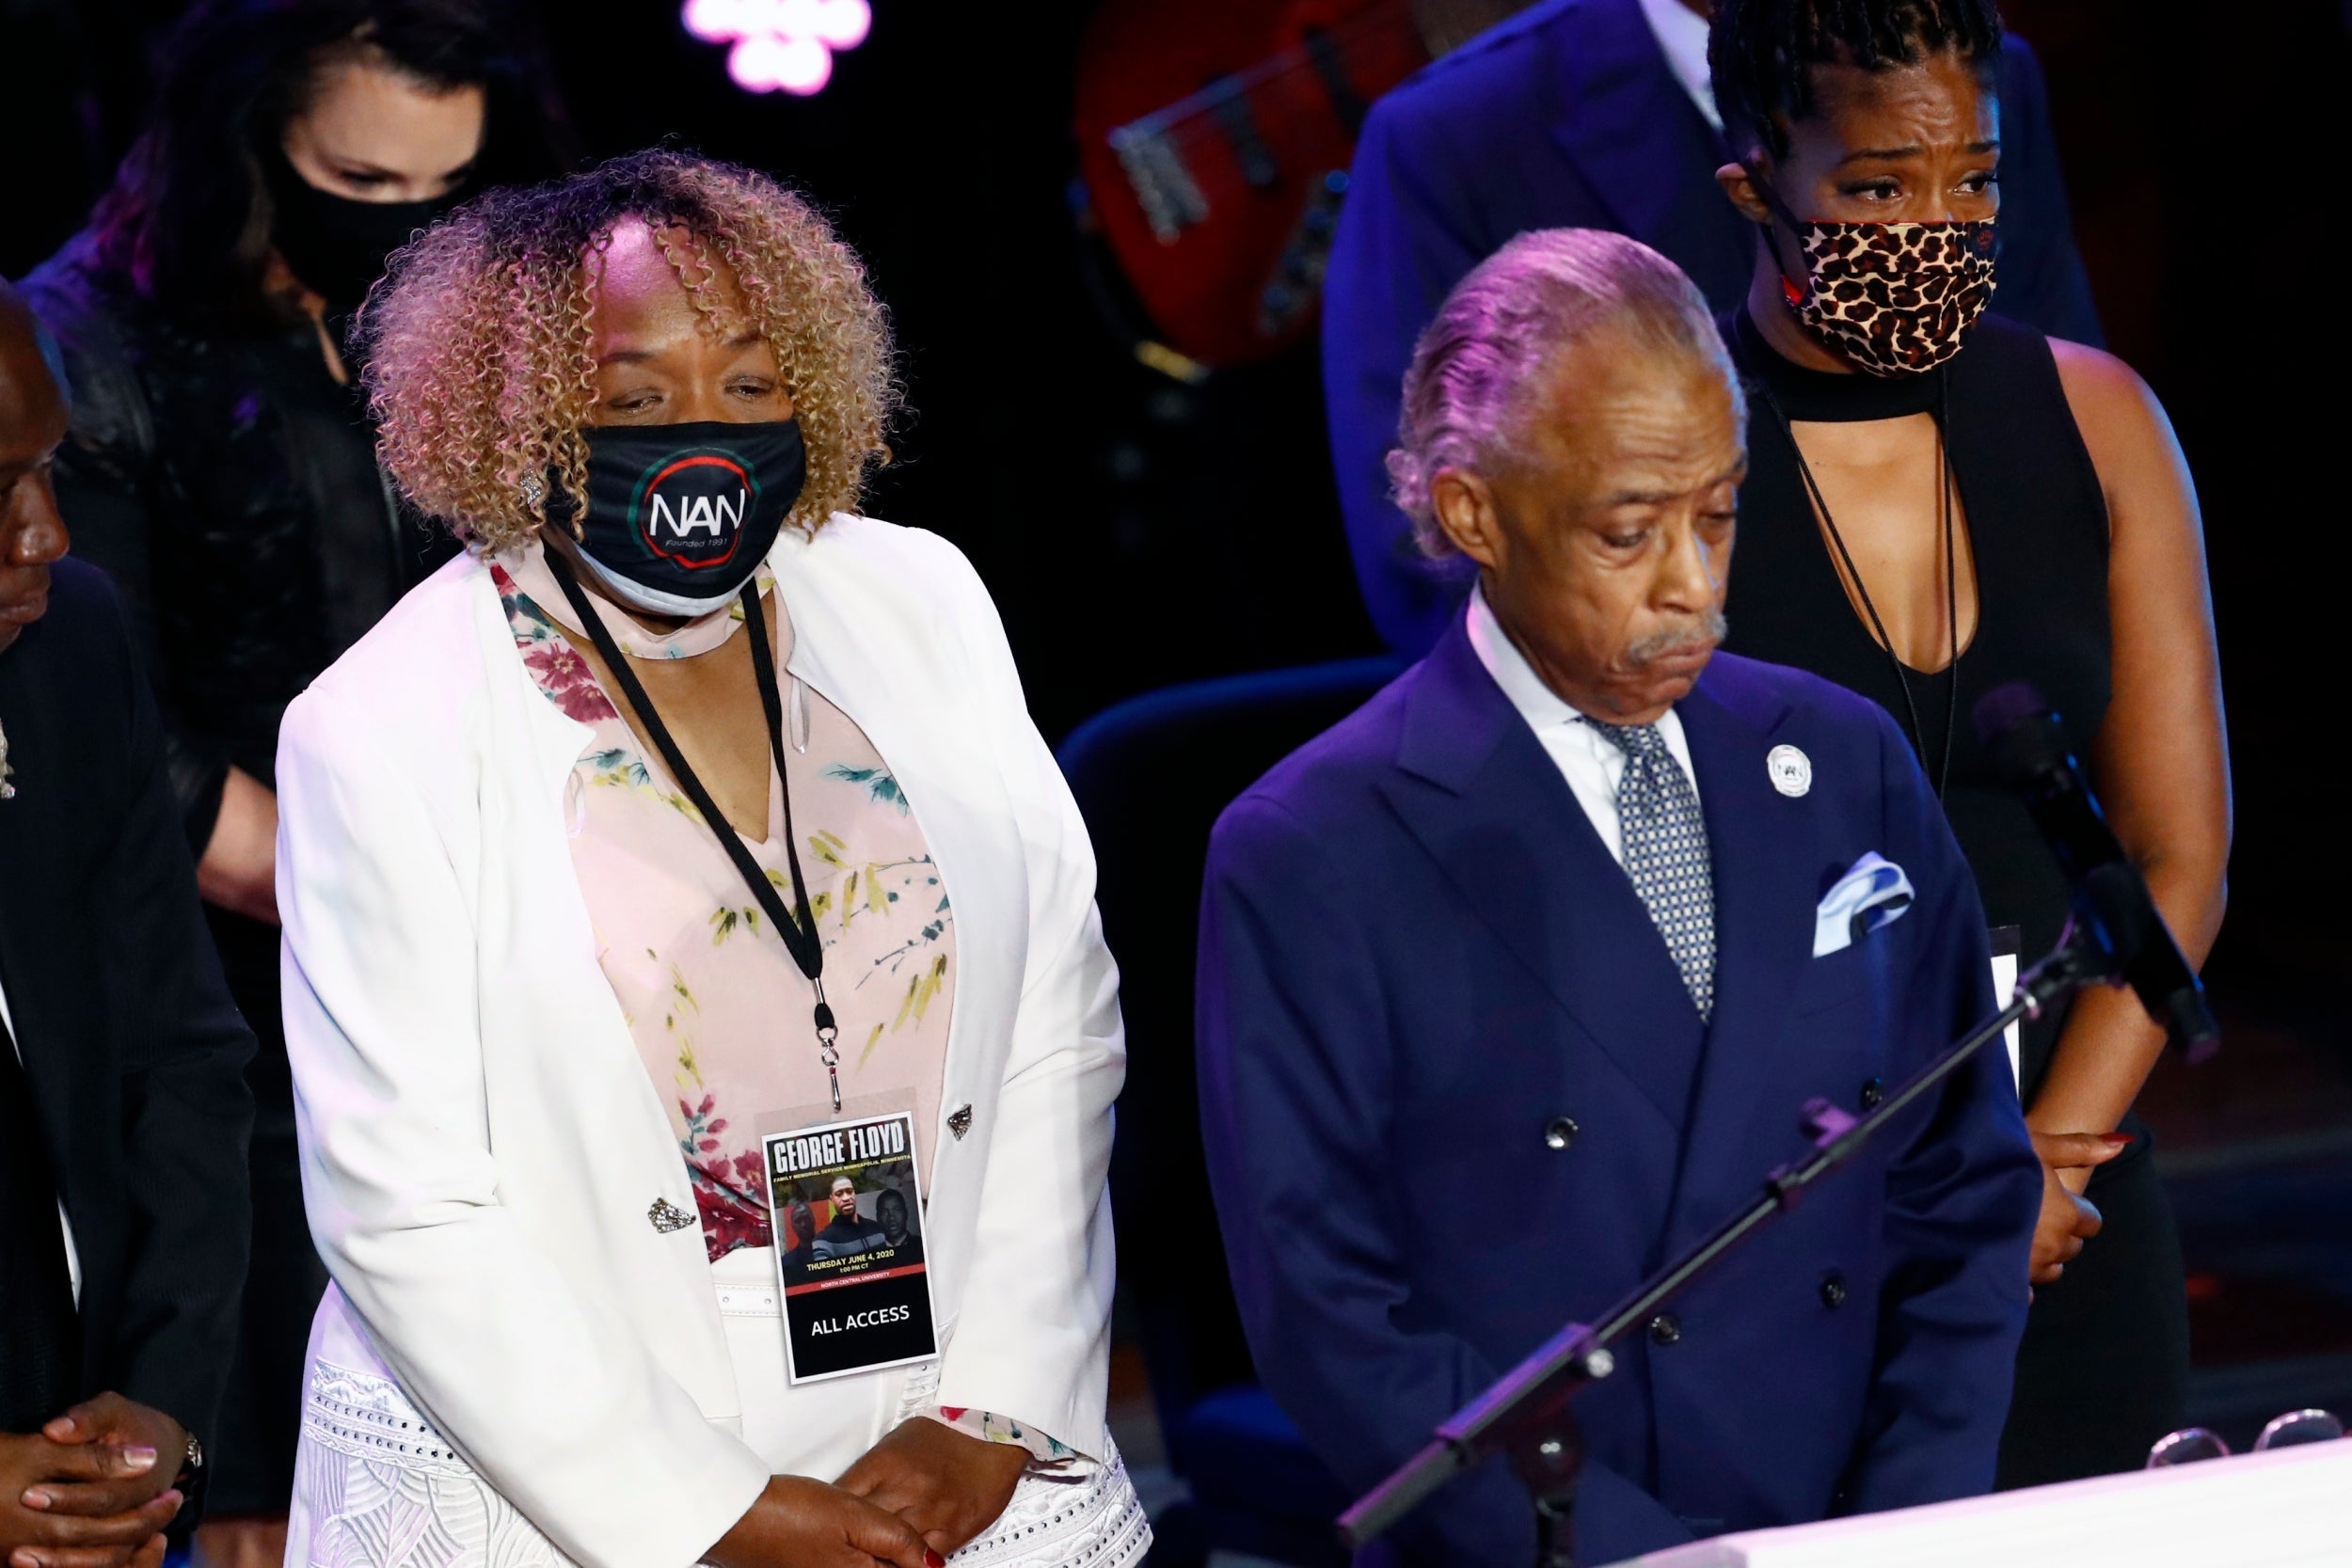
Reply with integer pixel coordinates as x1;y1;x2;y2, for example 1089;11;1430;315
647;1196;694;1233
946;1104;973;1140
0;716;16;799
1767;744;1812;799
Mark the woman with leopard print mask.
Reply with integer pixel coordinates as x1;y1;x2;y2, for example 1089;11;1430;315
1704;0;2226;1495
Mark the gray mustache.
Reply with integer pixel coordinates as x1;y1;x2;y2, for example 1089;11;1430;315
1626;610;1727;668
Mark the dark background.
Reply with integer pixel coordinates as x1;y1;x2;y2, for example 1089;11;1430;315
8;0;2351;1427
9;0;2344;921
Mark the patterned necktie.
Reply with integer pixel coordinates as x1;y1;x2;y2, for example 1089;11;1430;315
1;1007;81;1432
1590;721;1716;1019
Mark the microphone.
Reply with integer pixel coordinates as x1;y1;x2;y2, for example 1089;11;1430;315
1972;682;2220;1061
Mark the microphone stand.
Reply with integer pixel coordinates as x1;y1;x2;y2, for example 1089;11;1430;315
1337;931;2111;1567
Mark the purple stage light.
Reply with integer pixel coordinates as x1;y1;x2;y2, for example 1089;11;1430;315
684;0;871;96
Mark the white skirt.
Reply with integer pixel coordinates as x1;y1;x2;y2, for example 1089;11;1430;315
286;1247;1149;1568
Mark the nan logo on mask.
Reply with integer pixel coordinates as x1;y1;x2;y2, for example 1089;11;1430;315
633;450;762;571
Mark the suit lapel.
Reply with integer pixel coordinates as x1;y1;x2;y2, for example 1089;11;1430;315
1661;664;1820;1243
766;533;1025;1196
1543;0;1754;306
1379;621;1704;1134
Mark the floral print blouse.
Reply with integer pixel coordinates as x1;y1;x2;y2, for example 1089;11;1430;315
493;542;1075;1465
497;540;956;1258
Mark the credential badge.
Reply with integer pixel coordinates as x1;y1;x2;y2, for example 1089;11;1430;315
1767;744;1812;799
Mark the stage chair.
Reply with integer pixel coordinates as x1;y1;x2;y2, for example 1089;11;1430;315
1058;657;1405;1568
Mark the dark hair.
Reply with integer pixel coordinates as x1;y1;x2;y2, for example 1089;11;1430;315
1708;0;2004;163
89;0;570;321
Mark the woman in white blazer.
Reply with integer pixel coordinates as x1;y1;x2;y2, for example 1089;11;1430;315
275;151;1145;1568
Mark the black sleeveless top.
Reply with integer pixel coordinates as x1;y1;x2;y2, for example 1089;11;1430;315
1721;307;2110;1100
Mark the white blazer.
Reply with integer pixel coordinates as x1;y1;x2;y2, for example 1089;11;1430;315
276;515;1124;1568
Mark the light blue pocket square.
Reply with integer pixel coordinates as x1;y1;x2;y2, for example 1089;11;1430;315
1814;852;1916;958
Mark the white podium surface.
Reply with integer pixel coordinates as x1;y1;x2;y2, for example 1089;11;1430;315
1612;1440;2352;1568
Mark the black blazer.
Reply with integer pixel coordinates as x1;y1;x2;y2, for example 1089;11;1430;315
0;557;253;1444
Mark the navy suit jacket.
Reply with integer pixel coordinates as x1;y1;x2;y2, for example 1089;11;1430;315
1322;0;2104;657
0;560;253;1456
1196;622;2040;1565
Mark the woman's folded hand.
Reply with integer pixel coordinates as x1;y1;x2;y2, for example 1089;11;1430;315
836;1418;1028;1557
705;1474;939;1568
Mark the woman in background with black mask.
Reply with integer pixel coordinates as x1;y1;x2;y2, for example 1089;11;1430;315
1703;0;2227;1488
17;4;565;1561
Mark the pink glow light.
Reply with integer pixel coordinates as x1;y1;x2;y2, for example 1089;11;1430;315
685;0;871;96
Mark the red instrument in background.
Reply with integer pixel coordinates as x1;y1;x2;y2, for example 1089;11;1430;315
1073;0;1532;372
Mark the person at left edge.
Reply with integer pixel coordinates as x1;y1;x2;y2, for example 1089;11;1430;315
278;151;1144;1568
17;8;564;1562
1197;230;2043;1565
0;281;254;1568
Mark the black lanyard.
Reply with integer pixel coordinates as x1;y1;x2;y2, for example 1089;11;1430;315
1753;377;1963;800
543;551;844;1111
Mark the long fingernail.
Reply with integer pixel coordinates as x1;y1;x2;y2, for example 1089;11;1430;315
121;1447;158;1471
2099;1132;2134;1147
926;1553;946;1568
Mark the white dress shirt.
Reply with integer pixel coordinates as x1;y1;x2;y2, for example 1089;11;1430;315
1636;0;1723;130
0;973;82;1304
1467;586;1702;867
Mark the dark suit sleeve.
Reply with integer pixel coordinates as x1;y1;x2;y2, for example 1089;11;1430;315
1198;794;1693;1565
1320;96;1484;661
1991;36;2104;347
90;584;254;1450
1845;707;2041;1511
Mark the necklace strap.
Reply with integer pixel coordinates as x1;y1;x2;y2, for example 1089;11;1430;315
542;550;827;983
1751;380;1963;799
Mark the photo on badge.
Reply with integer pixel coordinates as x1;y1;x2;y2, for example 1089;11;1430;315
762;1109;942;1384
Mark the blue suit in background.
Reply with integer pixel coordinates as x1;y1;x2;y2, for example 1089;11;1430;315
1196;621;2041;1565
1322;0;2104;657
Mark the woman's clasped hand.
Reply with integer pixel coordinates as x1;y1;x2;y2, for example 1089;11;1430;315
705;1419;1028;1568
704;1474;938;1568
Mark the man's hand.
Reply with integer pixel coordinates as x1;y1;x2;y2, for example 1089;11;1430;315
703;1474;939;1568
31;1399;183;1519
2;1430;180;1568
2026;1131;2132;1285
837;1418;1028;1557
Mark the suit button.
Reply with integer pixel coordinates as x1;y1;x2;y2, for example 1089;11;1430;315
1860;1077;1883;1110
1820;1273;1849;1309
1542;1117;1581;1151
1648;1313;1681;1346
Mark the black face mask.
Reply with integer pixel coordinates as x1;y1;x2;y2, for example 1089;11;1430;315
265;150;455;312
553;420;808;617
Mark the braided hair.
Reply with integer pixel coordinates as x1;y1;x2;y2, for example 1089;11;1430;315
1708;0;2005;163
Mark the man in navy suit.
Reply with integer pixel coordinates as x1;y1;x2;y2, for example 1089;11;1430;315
1323;0;2103;657
1200;231;2044;1564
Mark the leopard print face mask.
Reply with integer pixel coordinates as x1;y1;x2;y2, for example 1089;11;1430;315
1783;219;1998;376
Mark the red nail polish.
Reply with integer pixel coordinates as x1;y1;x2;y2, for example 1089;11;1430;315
926;1553;946;1568
2099;1132;2135;1147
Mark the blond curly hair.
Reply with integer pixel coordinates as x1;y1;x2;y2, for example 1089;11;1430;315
358;149;897;551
